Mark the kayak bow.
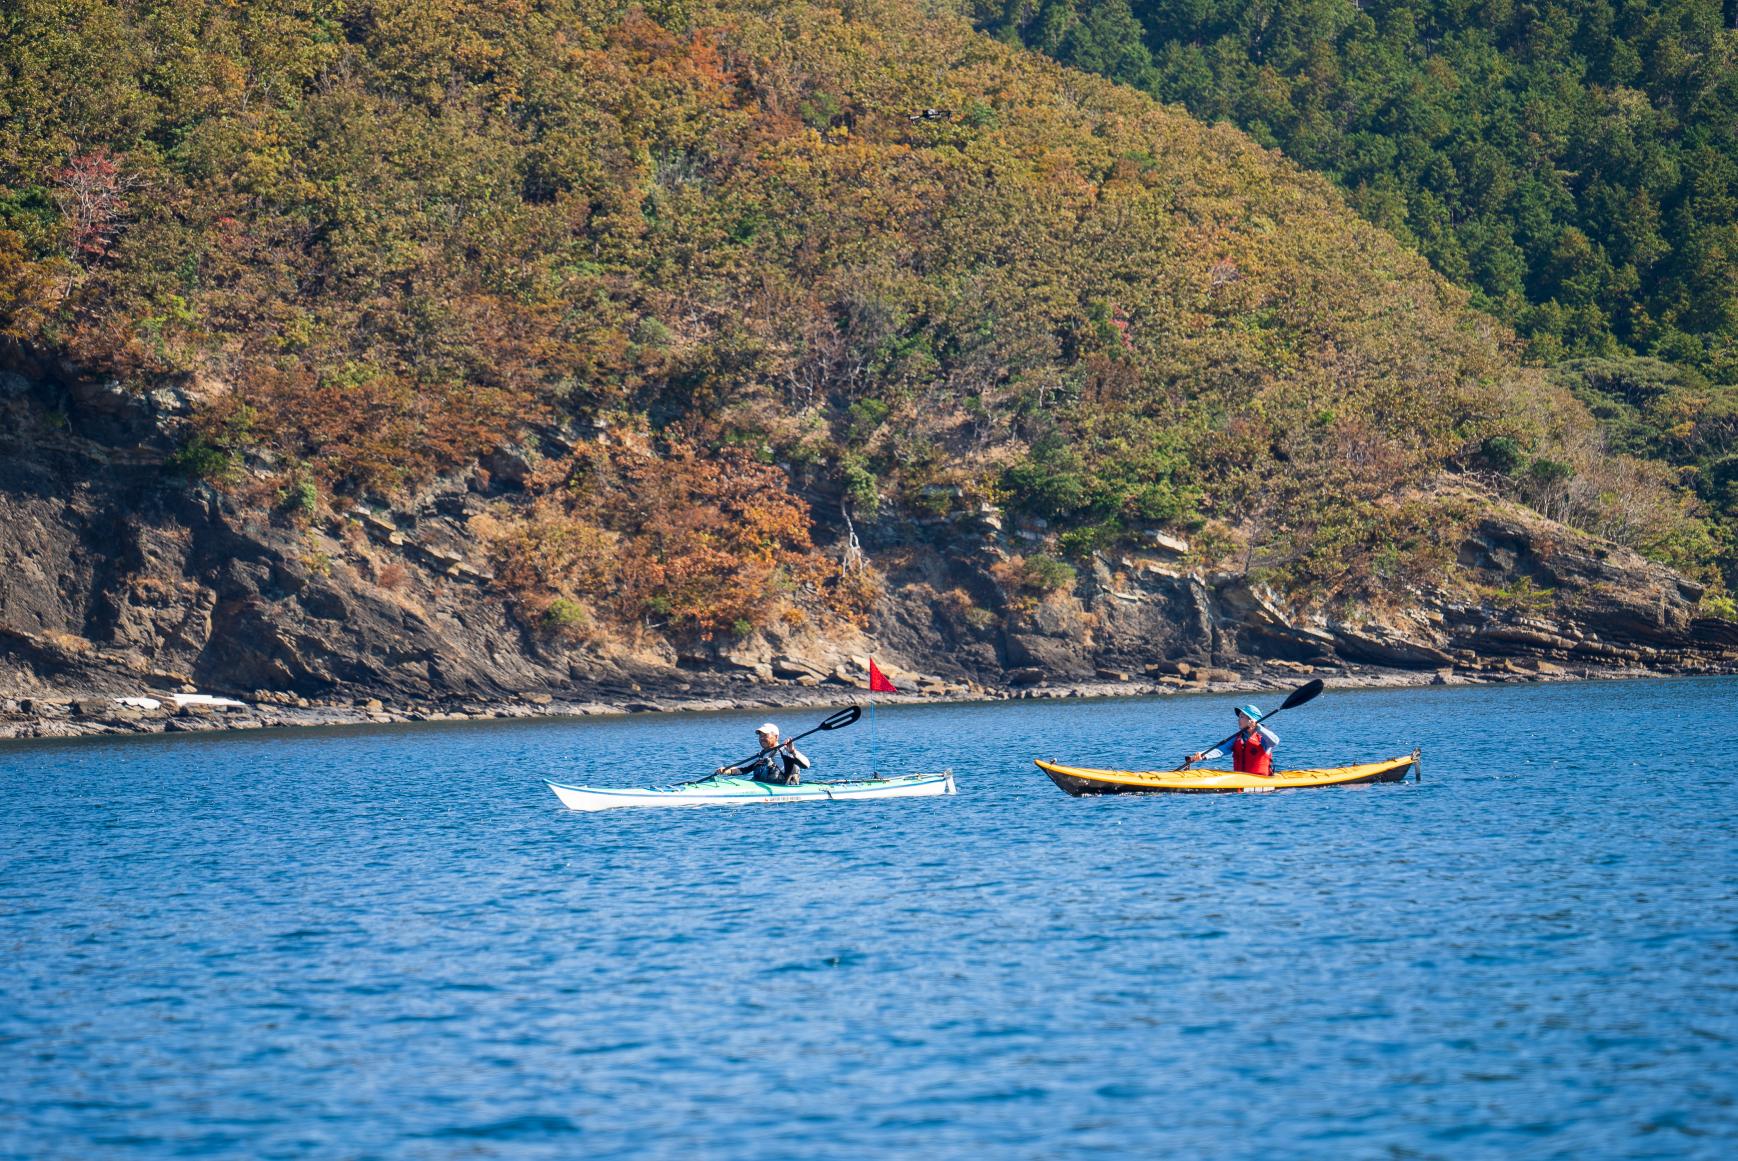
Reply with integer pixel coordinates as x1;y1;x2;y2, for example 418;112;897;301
1035;752;1419;795
547;770;955;811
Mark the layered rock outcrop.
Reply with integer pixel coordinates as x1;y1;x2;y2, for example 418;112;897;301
873;501;1737;686
1;363;1733;712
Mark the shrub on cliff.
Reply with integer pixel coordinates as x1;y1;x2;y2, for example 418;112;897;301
472;426;844;639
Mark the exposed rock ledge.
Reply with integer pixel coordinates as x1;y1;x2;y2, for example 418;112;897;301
1;362;1733;739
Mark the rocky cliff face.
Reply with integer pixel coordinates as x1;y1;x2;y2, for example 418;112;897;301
1;361;1733;711
867;503;1737;687
0;361;891;705
1;363;585;701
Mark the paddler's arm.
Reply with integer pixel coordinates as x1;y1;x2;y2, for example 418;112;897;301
1185;725;1278;766
782;741;811;769
1184;730;1241;767
717;751;769;776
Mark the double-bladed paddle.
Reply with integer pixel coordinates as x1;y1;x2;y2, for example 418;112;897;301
1177;678;1324;770
716;705;862;774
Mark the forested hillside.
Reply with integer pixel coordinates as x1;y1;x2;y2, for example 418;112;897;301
0;0;1728;680
973;0;1738;583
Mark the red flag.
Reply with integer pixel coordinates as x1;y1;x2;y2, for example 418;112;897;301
868;658;899;693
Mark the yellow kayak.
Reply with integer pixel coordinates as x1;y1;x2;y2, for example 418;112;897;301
1035;752;1420;795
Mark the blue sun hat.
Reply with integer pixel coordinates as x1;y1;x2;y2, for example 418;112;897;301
1236;704;1264;721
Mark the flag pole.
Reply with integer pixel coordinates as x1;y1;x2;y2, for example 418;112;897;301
870;690;877;777
868;657;878;777
867;657;899;777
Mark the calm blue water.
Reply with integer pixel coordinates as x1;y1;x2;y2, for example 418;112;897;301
3;677;1736;1159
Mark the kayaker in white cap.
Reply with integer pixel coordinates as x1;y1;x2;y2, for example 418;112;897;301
717;722;812;785
1185;703;1279;776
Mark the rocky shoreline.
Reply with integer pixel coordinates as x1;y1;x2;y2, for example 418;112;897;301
0;658;1711;744
4;364;1736;745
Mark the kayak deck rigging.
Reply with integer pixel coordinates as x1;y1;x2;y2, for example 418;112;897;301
547;770;956;811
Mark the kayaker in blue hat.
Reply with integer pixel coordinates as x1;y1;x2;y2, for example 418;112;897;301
1185;704;1279;776
717;722;811;785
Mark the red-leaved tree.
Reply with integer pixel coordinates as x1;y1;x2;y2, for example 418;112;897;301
52;150;136;261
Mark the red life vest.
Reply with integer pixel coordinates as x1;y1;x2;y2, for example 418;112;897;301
1231;728;1273;775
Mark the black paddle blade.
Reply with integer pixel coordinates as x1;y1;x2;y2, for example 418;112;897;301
1280;679;1325;711
819;705;862;730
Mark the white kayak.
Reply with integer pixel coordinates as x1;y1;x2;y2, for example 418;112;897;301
546;771;956;811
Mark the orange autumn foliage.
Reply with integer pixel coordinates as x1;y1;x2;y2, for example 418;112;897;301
478;432;838;637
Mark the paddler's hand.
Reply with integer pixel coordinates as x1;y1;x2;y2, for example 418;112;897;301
715;765;734;775
1184;753;1203;767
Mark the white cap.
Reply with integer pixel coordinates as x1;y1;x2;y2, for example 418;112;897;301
756;722;780;736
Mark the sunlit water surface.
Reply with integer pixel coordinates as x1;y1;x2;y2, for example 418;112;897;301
3;677;1736;1158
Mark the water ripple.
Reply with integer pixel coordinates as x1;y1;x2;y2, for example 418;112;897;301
3;678;1737;1158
